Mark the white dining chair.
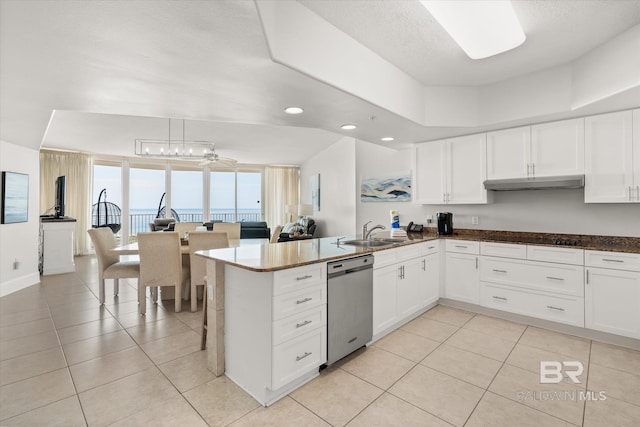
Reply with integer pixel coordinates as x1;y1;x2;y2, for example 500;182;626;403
137;232;189;315
212;222;241;240
88;228;140;304
188;231;229;312
174;222;201;238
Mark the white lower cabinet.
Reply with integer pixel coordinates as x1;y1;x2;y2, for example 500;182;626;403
585;251;640;339
224;262;327;406
480;282;584;327
373;243;439;337
445;240;480;304
373;263;400;335
478;243;585;327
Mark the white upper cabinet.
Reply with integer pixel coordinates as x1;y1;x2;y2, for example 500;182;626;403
634;109;640;196
531;118;585;177
585;110;636;203
447;134;488;204
414;141;446;204
486;126;530;180
487;119;585;180
415;134;487;204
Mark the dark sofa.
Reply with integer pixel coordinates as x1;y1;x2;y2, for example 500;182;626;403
239;221;271;239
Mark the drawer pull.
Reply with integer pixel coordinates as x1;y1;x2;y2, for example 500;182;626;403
295;320;312;328
296;274;313;280
492;269;507;273
428;246;435;250
296;297;312;305
296;351;312;362
546;276;565;281
492;296;507;301
602;258;624;263
546;305;565;312
455;245;468;248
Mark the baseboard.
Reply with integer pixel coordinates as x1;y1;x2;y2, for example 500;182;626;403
439;298;640;352
0;271;40;297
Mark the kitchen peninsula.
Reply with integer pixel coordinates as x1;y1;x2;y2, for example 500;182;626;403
197;229;640;406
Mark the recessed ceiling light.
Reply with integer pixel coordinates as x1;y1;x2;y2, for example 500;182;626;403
341;124;357;130
420;0;526;60
381;137;395;142
284;107;304;115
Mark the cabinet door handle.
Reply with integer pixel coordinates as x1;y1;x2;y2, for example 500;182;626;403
455;245;468;248
296;320;312;328
531;163;535;176
629;186;633;201
296;351;312;361
492;295;507;301
296;297;312;305
402;265;405;279
602;258;624;263
422;259;426;271
428;246;435;250
546;276;565;281
398;266;403;279
475;257;478;269
586;269;589;285
492;269;507;273
296;274;313;281
636;185;639;201
547;305;565;312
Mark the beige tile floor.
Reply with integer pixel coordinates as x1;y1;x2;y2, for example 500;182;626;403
1;255;639;426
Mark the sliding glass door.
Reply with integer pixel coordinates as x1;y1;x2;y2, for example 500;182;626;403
129;165;165;240
171;167;203;223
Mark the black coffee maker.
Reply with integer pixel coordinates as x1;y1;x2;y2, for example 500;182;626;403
437;212;453;235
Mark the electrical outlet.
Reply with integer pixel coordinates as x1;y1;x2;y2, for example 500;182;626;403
426;215;433;224
13;259;20;270
471;216;479;225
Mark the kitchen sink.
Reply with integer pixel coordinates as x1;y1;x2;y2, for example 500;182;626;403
340;239;400;248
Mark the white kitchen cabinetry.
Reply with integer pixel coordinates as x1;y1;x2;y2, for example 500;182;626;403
585;110;638;203
585;251;640;339
445;240;480;304
479;243;585;327
224;262;327;405
486;126;530;180
373;242;439;338
487;119;584;180
414;134;487;204
415;141;446;204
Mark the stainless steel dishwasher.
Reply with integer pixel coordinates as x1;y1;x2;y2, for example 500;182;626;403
326;254;374;365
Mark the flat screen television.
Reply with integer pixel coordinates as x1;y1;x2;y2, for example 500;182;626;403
55;175;66;218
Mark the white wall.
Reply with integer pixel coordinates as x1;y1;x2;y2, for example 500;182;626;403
0;141;41;296
300;137;357;237
355;140;423;234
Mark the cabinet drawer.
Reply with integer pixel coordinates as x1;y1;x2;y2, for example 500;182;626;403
272;306;326;346
273;284;325;320
527;245;583;265
396;242;428;261
481;242;527;259
272;328;326;390
585;251;640;272
480;282;584;327
481;257;584;297
446;240;480;255
373;248;398;269
423;241;439;256
273;264;324;296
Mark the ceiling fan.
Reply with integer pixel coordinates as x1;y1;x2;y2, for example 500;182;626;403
198;143;238;167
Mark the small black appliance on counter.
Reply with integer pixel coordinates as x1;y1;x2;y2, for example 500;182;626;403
437;212;453;235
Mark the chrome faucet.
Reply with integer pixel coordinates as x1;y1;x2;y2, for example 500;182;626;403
364;223;386;240
362;221;372;239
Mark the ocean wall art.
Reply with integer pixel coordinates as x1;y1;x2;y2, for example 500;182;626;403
361;171;411;202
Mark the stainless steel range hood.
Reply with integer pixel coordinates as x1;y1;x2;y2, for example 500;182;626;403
483;175;585;191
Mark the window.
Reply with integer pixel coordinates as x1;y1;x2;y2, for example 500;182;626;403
171;168;203;223
210;171;236;222
129;165;165;239
92;162;122;237
237;171;262;221
210;169;262;222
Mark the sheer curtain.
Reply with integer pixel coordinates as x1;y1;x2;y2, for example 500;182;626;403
264;166;299;230
40;150;93;255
